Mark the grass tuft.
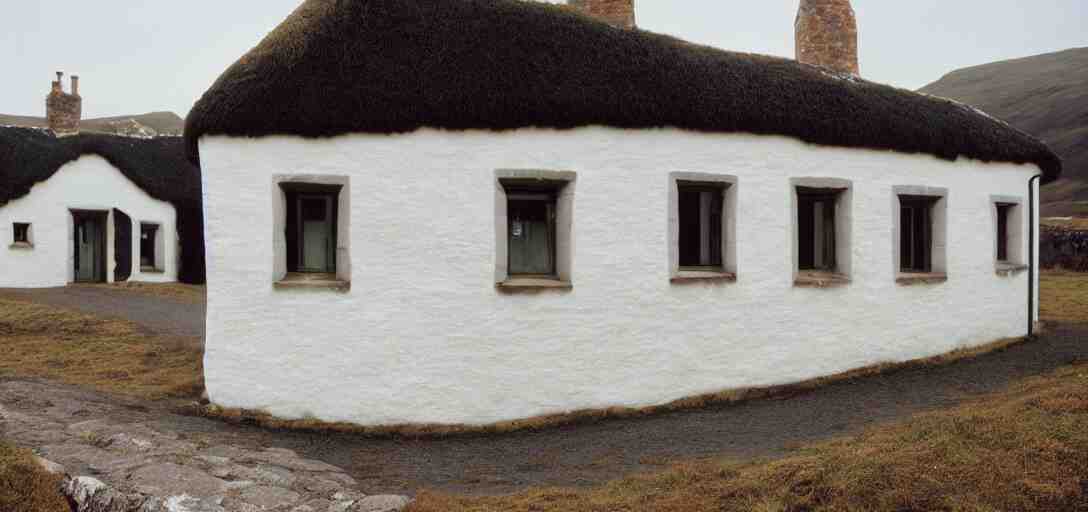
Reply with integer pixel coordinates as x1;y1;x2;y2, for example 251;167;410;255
0;441;69;512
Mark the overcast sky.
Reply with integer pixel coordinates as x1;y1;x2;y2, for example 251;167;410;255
2;0;1084;119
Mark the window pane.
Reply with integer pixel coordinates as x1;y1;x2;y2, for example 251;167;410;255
900;206;913;271
997;205;1010;261
13;223;29;243
509;197;555;275
302;199;327;221
798;196;816;270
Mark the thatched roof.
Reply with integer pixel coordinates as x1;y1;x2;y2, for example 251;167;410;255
0;126;205;283
185;0;1062;183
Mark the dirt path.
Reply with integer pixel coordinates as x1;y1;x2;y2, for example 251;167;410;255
0;285;205;340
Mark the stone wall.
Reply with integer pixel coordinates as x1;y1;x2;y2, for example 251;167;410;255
46;73;81;136
796;0;859;75
568;0;636;29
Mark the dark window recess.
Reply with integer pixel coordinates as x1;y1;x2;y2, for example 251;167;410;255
507;189;557;276
140;224;159;268
281;183;341;274
900;196;937;273
678;184;724;268
996;203;1014;262
13;223;30;244
797;189;841;271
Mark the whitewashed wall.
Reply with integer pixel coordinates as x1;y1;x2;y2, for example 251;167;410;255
199;128;1040;426
0;155;178;287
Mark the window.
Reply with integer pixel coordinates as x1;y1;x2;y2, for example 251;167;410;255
792;179;852;288
669;173;737;282
899;196;937;273
991;197;1025;275
13;223;30;245
495;170;575;290
678;183;724;269
797;187;843;272
140;223;159;270
274;178;350;291
507;189;557;276
996;203;1014;262
283;185;340;274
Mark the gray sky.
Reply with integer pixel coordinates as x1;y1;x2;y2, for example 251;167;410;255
2;1;1084;119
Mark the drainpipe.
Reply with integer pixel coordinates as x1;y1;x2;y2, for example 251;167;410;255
1028;174;1042;337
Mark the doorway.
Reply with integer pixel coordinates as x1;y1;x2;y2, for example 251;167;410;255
72;210;108;283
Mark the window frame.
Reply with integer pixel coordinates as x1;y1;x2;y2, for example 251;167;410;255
892;186;948;285
139;222;161;271
12;222;32;247
494;170;576;291
898;195;938;273
668;172;737;283
791;178;852;287
990;195;1026;276
273;175;351;291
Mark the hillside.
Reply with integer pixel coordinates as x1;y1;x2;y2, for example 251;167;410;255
919;48;1088;216
0;111;184;137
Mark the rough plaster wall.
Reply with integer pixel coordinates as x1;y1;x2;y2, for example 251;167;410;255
0;155;178;287
199;128;1040;426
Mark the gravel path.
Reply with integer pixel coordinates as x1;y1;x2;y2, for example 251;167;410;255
0;285;205;340
2;286;1085;497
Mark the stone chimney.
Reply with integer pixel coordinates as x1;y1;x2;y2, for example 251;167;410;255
46;71;82;136
568;0;636;29
795;0;859;76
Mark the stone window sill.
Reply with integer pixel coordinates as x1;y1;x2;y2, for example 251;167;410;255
995;263;1029;277
9;242;33;250
274;272;351;292
794;271;851;288
140;266;165;274
671;269;737;284
896;272;949;286
498;277;573;293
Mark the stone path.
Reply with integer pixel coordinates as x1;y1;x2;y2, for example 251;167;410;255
0;380;410;512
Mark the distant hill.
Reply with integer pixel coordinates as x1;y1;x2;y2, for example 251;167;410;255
919;48;1088;216
0;111;184;138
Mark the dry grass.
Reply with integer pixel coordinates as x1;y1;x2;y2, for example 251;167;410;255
1042;217;1088;230
0;299;203;400
408;362;1088;512
200;335;1029;439
91;281;206;304
1041;271;1088;323
0;441;70;512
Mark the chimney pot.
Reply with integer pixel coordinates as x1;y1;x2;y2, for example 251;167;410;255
56;72;64;92
71;76;80;96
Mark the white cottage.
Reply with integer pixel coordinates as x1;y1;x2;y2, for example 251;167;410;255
186;0;1062;426
0;129;205;287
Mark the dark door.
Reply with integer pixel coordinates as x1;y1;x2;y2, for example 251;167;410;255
73;211;107;283
113;209;132;282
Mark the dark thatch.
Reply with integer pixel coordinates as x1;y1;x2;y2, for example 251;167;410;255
0;126;206;284
185;0;1061;183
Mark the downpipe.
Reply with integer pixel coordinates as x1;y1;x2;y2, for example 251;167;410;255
1028;174;1042;338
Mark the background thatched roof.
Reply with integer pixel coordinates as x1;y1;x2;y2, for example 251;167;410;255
185;0;1061;183
0;126;205;283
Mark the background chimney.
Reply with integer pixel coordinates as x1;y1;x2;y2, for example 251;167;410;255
568;0;636;29
795;0;860;76
46;71;82;136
